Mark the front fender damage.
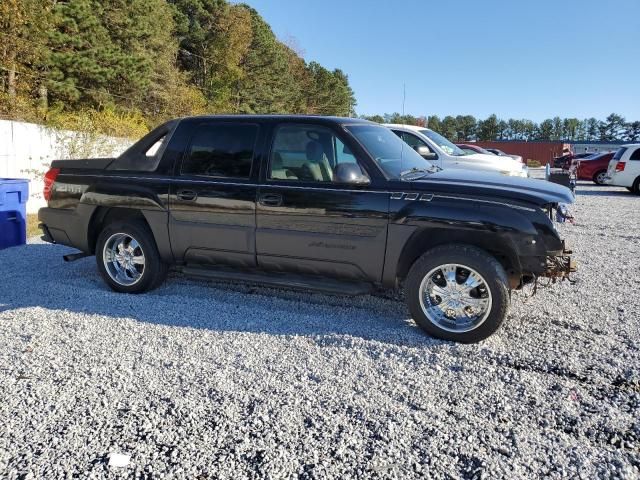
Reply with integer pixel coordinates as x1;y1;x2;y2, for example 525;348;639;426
543;242;577;282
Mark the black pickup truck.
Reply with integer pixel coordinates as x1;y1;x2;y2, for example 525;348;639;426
39;115;575;342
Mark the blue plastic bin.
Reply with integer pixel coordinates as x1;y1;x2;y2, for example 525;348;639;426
0;178;29;250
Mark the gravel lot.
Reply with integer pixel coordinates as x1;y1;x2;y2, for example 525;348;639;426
1;182;639;479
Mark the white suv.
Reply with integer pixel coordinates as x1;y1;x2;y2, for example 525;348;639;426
385;124;528;177
605;144;640;194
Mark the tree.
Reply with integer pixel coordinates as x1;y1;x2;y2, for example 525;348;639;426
551;116;563;140
455;115;476;141
169;0;226;89
426;115;441;133
362;114;384;123
477;114;499;141
234;6;298;114
385;112;420;125
563;118;580;140
0;0;52;114
600;113;626;141
497;120;509;140
326;68;356;116
537;119;553;140
586;118;600;140
103;0;200;117
624;121;640;142
47;0;124;106
201;3;254;112
521;120;537;141
441;115;457;140
306;63;355;116
363;112;637;143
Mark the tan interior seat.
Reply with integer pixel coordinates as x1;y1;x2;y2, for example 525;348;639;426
303;141;334;181
270;152;297;180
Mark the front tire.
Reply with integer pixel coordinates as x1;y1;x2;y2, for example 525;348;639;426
405;245;510;343
95;220;167;293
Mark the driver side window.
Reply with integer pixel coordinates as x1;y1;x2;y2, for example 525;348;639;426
395;131;433;153
269;124;363;182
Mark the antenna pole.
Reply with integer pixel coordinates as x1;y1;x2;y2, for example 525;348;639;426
400;83;406;175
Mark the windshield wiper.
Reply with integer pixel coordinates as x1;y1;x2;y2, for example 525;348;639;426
399;167;434;180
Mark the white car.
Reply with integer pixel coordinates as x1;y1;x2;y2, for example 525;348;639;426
605;144;640;194
385;124;528;177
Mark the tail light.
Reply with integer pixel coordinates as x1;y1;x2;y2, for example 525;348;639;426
43;168;60;201
615;162;626;172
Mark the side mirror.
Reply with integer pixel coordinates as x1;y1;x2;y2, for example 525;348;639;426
414;145;437;160
334;163;370;185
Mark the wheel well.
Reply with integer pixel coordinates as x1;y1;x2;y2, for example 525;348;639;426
87;207;148;254
396;229;520;284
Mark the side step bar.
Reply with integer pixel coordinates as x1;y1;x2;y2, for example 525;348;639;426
181;266;373;296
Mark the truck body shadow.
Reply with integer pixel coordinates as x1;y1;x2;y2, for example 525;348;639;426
0;243;439;348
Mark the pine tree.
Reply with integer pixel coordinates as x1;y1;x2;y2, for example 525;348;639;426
0;0;51;115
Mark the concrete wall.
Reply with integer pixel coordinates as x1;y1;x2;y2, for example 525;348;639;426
0;120;132;213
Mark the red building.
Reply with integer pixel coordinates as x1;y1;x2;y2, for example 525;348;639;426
471;141;570;166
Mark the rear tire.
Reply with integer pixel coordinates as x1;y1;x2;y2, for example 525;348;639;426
592;170;607;185
405;245;510;343
95;220;167;293
633;177;640;195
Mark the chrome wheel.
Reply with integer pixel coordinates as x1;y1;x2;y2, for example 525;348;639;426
418;264;492;333
103;233;145;286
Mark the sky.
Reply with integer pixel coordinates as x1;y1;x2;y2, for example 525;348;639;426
238;0;640;122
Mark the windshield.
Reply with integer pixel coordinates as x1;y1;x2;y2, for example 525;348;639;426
419;129;466;156
346;124;436;179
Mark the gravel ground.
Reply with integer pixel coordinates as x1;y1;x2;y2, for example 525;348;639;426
1;182;639;479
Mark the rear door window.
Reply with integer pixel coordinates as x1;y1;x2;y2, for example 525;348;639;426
181;123;258;178
629;148;640;161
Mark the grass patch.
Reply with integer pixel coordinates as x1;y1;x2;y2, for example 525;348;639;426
527;159;542;168
26;214;40;238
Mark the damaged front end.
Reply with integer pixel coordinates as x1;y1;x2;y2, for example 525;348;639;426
543;240;577;282
541;202;577;283
519;202;577;296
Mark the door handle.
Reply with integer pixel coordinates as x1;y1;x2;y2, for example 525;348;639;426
259;193;283;207
177;189;197;201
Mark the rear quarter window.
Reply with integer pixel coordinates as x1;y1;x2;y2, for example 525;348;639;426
613;147;627;161
108;120;177;172
629;148;640;161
